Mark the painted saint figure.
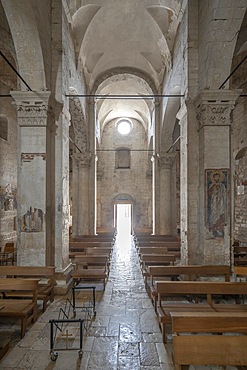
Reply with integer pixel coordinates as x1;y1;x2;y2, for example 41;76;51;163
207;170;227;237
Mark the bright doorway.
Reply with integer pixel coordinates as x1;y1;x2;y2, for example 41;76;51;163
116;204;132;236
115;204;132;256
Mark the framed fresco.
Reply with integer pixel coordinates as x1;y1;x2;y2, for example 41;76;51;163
205;169;229;238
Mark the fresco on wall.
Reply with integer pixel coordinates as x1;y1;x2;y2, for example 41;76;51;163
0;184;17;211
205;169;228;238
21;206;44;232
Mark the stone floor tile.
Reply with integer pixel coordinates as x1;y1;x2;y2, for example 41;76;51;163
142;332;163;343
119;323;142;342
118;341;139;357
0;346;27;368
18;349;51;369
118;355;141;369
87;351;118;369
107;321;120;336
91;336;118;353
139;342;160;367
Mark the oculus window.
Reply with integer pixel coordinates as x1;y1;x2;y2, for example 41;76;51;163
117;119;132;135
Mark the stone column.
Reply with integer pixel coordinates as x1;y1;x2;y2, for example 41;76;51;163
88;99;97;234
11;91;50;266
53;104;72;293
159;153;176;235
195;90;241;265
153;99;161;234
72;152;92;236
176;100;199;264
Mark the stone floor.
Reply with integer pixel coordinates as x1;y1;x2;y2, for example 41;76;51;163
0;233;241;370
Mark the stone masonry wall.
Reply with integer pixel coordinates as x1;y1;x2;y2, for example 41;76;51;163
97;119;152;229
232;99;247;244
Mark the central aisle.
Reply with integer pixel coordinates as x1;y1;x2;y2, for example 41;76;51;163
0;234;174;370
81;233;174;369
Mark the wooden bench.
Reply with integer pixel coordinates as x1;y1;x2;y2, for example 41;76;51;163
69;241;113;252
69;247;112;258
0;266;56;312
0;278;38;338
171;311;247;369
71;255;109;290
71;269;108;290
156;280;247;343
141;254;177;270
147;265;231;309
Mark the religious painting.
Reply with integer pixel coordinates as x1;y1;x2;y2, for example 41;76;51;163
205;169;228;238
0;184;17;211
21;206;45;232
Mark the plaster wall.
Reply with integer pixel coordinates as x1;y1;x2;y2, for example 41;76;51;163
97;119;152;229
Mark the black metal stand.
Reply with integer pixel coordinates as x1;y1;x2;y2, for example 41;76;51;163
49;318;83;361
49;297;84;361
72;285;96;331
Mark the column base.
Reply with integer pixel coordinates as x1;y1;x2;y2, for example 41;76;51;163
55;263;74;295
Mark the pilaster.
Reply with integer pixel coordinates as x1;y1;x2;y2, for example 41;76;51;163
176;100;199;264
72;152;92;236
158;153;176;235
195;89;241;265
11;91;50;266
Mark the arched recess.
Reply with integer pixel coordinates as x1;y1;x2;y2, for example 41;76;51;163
112;194;134;232
1;0;46;90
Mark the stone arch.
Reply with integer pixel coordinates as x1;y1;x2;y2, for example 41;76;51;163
91;67;157;96
112;194;134;204
1;0;46;90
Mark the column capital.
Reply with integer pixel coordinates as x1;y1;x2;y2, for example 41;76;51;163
158;153;176;169
194;89;241;129
72;152;92;167
11;91;51;127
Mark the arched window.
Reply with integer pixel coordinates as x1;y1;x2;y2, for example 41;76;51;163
116;148;131;169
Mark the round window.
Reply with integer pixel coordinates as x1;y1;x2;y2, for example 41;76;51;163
117;119;132;135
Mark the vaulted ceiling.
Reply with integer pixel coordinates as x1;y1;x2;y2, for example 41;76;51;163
70;0;185;136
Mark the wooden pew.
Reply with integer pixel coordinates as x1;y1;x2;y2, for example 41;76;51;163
0;278;38;338
72;255;109;270
141;254;177;269
135;235;179;244
138;247;180;260
0;266;56;312
71;255;109;290
147;265;231;309
235;265;247;281
69;241;113;252
155;280;247;343
171;311;247;369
